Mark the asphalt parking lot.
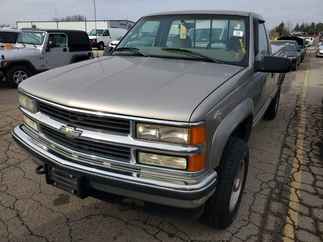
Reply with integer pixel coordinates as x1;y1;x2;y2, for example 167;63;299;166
0;53;323;242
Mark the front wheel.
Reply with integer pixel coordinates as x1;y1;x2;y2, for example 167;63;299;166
203;137;249;229
7;65;32;87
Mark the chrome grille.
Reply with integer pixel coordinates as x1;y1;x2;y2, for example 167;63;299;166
38;102;130;134
41;125;131;162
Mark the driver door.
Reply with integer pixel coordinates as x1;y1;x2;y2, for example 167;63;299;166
45;33;71;69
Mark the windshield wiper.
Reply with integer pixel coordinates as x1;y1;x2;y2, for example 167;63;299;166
161;48;225;63
113;47;147;57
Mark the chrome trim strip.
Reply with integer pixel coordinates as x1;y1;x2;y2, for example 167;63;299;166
20;90;204;127
21;124;206;179
13;125;217;192
21;107;201;155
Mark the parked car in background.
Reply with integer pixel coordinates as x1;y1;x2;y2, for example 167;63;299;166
278;36;305;62
0;29;20;49
305;36;314;47
316;43;323;57
319;32;323;42
13;10;291;229
103;37;122;56
108;36;122;49
0;29;92;87
272;40;301;70
271;42;289;86
88;28;127;50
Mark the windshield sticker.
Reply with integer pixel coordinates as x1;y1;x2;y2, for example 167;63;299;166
233;30;244;37
179;24;188;39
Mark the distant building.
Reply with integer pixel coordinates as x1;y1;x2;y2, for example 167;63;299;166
16;19;135;32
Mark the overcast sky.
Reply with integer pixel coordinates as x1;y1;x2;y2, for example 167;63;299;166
1;0;322;28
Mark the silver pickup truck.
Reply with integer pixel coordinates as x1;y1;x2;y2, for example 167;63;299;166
12;11;291;229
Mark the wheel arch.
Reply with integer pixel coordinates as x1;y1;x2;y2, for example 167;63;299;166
209;99;254;169
3;60;36;74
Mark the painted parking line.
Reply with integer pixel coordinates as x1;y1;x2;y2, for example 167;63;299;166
282;68;310;241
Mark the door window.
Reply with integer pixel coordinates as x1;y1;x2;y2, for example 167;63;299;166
103;30;110;37
48;33;68;48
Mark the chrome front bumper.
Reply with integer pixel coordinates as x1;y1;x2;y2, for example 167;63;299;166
12;125;217;208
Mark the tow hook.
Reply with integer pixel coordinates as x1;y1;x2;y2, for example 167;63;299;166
35;165;47;175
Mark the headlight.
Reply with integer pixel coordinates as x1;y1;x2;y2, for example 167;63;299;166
138;152;187;170
23;115;39;131
136;123;206;145
18;93;38;113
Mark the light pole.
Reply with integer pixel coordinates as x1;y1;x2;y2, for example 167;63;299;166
93;0;97;39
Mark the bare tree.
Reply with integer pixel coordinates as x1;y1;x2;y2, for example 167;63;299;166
0;24;10;28
53;15;86;22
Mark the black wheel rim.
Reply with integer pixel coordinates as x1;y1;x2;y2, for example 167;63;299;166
13;70;28;84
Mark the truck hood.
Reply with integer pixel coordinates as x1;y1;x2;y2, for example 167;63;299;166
20;56;243;122
0;47;41;60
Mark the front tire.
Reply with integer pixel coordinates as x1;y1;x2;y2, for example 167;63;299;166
263;88;281;121
203;137;249;229
7;65;32;87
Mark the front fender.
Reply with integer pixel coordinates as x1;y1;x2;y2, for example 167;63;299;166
209;98;254;168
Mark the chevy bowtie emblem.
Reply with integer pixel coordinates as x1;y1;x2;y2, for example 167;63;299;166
59;126;82;139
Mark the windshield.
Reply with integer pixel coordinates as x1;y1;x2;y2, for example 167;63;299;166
285;43;297;51
117;15;249;66
17;31;45;45
89;29;104;36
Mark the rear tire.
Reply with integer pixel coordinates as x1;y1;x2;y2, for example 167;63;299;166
263;88;281;121
203;137;249;229
7;65;32;88
98;42;105;50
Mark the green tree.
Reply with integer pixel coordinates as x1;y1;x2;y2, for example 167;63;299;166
294;23;300;31
299;23;305;32
316;23;323;33
310;22;316;34
275;22;289;37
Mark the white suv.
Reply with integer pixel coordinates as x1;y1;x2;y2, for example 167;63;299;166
88;28;127;50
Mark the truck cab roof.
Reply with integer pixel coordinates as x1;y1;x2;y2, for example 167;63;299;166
145;10;265;22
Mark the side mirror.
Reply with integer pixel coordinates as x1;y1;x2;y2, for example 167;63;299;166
255;56;291;73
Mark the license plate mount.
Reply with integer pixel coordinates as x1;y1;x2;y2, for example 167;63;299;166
46;166;87;198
